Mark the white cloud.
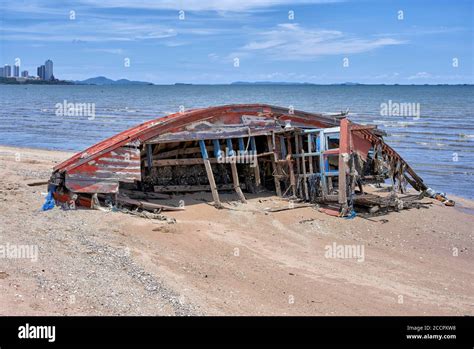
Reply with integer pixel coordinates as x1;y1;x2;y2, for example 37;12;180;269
85;48;125;55
78;0;342;12
373;72;400;79
407;72;432;80
243;39;286;50
208;53;220;61
239;23;404;60
0;20;177;42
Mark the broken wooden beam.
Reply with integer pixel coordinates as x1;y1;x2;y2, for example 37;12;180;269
307;133;314;175
154;145;212;160
267;134;282;197
230;162;247;203
199;140;222;208
26;180;49;187
300;135;310;201
116;196;184;211
250;136;261;189
264;203;313;212
338;118;350;214
286;135;297;197
152;158;207;166
154;184;240;193
146;144;153;169
226;139;247;203
120;189;171;200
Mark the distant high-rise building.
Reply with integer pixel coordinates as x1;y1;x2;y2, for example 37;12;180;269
0;67;4;77
13;65;20;77
37;65;45;80
4;65;12;77
21;70;29;78
45;59;53;81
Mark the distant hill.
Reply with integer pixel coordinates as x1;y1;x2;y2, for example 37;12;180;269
231;81;316;86
330;82;363;86
75;76;153;85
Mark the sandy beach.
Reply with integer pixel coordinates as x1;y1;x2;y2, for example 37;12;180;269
0;145;473;316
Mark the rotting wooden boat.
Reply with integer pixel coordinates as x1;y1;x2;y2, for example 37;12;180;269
48;104;454;216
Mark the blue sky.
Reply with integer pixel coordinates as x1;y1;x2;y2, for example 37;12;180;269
0;0;472;84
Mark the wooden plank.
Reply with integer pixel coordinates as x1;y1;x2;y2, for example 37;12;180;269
153;158;207;166
250;136;261;189
300;135;309;201
238;138;246;153
116;196;184;211
267;134;282;197
154;146;212;160
147;125;280;144
152;155;272;167
323;148;340;155
350;124;377;131
322;194;339;202
204;160;221;208
280;136;287;158
323;171;340;177
213;139;222;158
256;151;274;158
226;139;235;156
26;180;49;187
230;161;247;203
120;189;170;200
226;138;246;203
154;184;237;192
338;118;350;212
319;130;327;199
200;140;222;208
264;203;313;212
307;133;314;175
286;135;296;197
146;144;153;169
295;133;301;175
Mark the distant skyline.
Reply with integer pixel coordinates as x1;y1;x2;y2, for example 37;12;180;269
0;58;53;80
0;0;472;84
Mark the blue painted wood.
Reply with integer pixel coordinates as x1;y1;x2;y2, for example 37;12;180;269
226;139;235;156
199;140;208;159
238;138;246;153
318;131;326;193
303;128;322;133
250;136;257;152
213;139;222;158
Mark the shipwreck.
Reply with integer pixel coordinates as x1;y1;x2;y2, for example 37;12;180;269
47;104;454;217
